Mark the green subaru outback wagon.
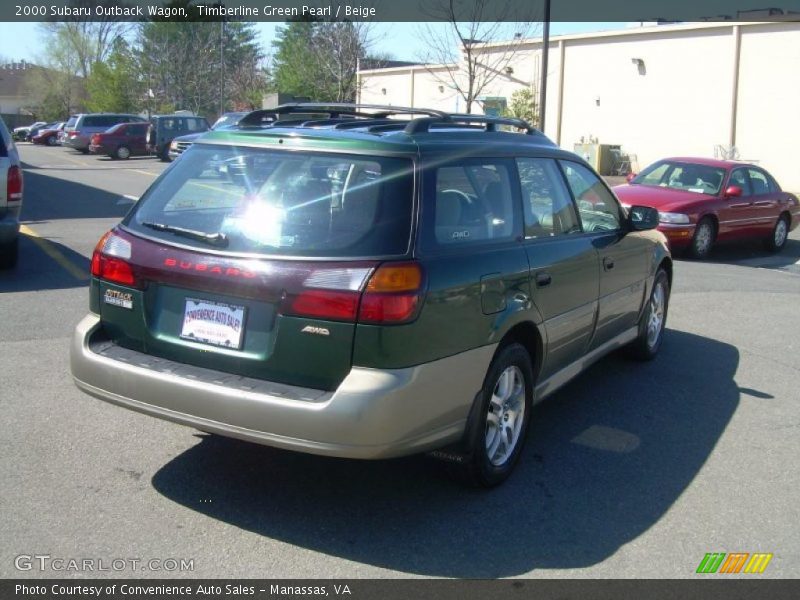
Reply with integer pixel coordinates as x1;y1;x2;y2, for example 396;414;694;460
71;104;671;487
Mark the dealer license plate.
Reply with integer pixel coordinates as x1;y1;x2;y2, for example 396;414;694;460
180;298;246;350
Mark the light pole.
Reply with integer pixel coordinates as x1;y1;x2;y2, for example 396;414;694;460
219;20;225;118
538;0;551;132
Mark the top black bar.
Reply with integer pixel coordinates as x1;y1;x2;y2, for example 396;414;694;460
3;0;800;22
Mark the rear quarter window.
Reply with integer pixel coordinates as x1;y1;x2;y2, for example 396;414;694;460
124;144;414;258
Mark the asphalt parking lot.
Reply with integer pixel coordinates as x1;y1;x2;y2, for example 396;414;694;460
1;143;799;579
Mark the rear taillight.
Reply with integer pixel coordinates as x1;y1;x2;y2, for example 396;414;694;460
359;263;424;324
281;262;424;324
68;131;78;138
91;134;101;144
7;166;22;203
91;231;137;287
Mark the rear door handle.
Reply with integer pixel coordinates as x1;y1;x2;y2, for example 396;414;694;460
535;272;552;287
603;257;615;271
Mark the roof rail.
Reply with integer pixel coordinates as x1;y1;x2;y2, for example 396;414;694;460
238;103;447;127
404;114;540;135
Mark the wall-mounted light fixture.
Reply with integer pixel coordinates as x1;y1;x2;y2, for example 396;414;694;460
381;88;387;95
505;66;514;75
631;57;646;75
595;96;601;106
438;85;445;93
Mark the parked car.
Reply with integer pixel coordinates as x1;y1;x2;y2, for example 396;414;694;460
32;122;65;146
12;121;46;142
63;113;146;153
89;122;150;160
70;104;671;487
1;116;23;269
146;114;209;161
614;157;800;258
26;121;58;142
167;112;248;161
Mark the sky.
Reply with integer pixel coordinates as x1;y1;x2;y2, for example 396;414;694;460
0;21;627;64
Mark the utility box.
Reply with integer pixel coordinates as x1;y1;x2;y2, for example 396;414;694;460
573;143;621;175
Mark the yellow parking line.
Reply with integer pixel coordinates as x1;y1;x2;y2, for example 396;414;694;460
132;169;158;177
19;225;89;281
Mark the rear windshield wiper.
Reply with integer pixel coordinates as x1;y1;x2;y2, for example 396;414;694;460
140;221;229;248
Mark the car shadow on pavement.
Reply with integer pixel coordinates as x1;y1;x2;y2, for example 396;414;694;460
677;236;800;270
0;233;90;293
151;330;743;577
19;169;138;222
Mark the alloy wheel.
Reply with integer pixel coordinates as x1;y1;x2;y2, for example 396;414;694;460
485;365;526;466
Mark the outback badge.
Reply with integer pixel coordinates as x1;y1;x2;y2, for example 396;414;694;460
103;289;133;310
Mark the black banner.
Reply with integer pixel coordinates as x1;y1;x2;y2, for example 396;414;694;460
2;0;800;22
4;580;800;600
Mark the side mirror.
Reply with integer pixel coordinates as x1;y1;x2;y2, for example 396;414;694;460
724;185;742;198
628;205;659;231
626;172;637;183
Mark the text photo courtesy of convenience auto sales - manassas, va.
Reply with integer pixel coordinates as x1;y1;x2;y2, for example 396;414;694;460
1;0;800;598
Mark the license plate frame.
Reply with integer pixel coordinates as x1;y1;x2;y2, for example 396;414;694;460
180;297;247;350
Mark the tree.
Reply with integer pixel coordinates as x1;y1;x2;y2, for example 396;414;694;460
137;20;264;117
85;37;140;113
271;19;376;102
418;0;539;113
506;87;538;127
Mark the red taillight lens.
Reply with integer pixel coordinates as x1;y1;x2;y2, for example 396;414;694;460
91;134;101;144
68;131;78;138
91;231;136;287
359;262;424;324
288;290;359;321
280;262;424;324
7;165;23;202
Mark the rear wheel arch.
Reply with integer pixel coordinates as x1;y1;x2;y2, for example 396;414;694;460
495;321;544;384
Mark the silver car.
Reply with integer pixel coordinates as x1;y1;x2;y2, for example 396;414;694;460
0;116;23;269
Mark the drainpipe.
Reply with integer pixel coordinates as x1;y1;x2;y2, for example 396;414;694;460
555;39;565;145
410;68;415;108
729;25;741;149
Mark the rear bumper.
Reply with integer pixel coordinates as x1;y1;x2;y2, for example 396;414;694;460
70;314;493;459
64;136;88;150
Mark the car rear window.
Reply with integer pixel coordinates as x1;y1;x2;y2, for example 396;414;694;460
124;144;414;257
65;116;78;128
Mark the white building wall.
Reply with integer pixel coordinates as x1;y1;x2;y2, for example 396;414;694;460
557;27;734;171
359;22;800;190
736;22;800;191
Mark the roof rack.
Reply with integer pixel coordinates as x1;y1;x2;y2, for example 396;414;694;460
237;103;447;127
404;115;540;135
235;103;541;137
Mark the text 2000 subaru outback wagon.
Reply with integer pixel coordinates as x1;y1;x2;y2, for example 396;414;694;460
71;104;671;486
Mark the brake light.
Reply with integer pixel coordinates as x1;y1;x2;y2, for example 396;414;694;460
282;262;425;324
91;231;136;286
359;263;424;324
91;134;101;144
7;166;22;203
68;131;78;138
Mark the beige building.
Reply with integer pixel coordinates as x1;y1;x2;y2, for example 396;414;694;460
357;22;800;191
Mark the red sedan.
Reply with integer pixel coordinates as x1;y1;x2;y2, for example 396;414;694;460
88;122;149;160
614;157;800;258
32;122;65;146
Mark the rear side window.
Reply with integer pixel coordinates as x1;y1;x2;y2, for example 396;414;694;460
747;169;771;195
65;116;78;128
124;145;413;257
186;118;206;132
129;124;148;135
559;161;622;232
428;159;517;246
517;157;580;238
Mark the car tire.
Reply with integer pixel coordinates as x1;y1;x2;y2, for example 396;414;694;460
0;237;19;270
115;145;131;160
446;343;534;488
79;148;89;154
626;267;670;361
690;217;715;259
46;136;57;146
765;214;790;253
